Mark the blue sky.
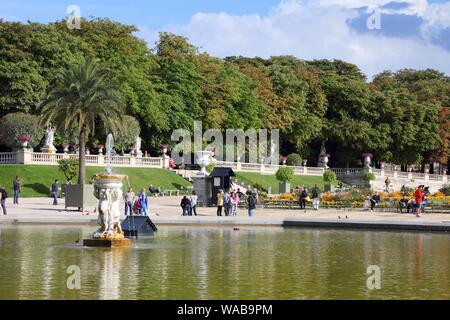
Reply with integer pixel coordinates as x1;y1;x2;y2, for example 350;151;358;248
1;0;450;78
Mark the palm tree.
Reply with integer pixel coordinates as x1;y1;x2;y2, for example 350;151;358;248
40;57;125;184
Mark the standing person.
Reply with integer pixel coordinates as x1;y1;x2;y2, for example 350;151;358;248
223;191;231;216
415;185;424;217
384;177;391;192
13;176;21;205
180;196;191;216
216;189;224;216
237;188;244;200
139;188;149;216
190;191;198;216
124;187;135;216
0;186;7;215
51;179;59;205
370;192;380;211
299;188;308;209
311;184;321;210
231;191;240;216
247;191;257;217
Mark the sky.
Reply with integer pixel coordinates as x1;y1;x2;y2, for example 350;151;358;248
1;0;450;79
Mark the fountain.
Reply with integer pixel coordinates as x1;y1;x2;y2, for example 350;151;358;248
83;134;132;247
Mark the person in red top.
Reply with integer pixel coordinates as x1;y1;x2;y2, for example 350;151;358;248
414;185;424;217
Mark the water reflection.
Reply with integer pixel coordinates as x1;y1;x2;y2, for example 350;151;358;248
0;225;449;300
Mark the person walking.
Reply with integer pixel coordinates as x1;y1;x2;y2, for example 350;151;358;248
223;191;232;216
13;176;21;205
124;187;135;216
247;191;256;217
0;186;8;215
415;185;424;217
139;188;149;216
311;184;321;210
230;191;240;216
51;179;59;205
180;196;191;216
190;191;198;216
216;189;224;216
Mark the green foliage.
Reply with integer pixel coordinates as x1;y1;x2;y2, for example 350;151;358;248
439;185;450;196
114;115;141;152
323;170;337;184
276;167;294;183
206;162;216;174
0;113;42;148
362;172;376;182
0;19;448;166
58;158;79;181
286;153;302;166
40;57;125;184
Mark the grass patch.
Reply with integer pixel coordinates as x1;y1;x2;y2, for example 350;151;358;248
0;164;191;197
235;172;324;193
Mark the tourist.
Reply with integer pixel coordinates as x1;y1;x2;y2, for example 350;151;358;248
51;179;59;205
311;184;321;210
0;185;7;215
247;191;257;217
216;189;224;216
399;196;409;213
370;192;380;211
180;196;191;216
223;191;232;216
415;185;424;217
231;191;240;216
139;188;149;215
190;191;198;216
385;177;391;192
124;187;135;216
299;188;308;209
13;176;21;205
237;188;244;200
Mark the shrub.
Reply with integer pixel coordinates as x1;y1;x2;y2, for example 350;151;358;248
439;185;450;196
58;158;80;182
0;113;42;149
276;167;294;183
323;170;337;184
362;172;376;182
286;153;302;166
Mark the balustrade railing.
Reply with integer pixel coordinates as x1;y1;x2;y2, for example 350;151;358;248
0;152;16;164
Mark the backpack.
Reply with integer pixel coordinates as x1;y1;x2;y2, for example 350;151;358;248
0;188;7;199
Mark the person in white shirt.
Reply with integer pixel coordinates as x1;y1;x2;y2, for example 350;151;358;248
190;191;198;216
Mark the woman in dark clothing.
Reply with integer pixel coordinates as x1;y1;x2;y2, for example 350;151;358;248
299;189;308;209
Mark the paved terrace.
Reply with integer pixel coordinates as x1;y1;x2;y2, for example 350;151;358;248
1;197;450;232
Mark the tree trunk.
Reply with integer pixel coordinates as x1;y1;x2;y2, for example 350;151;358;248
78;126;86;185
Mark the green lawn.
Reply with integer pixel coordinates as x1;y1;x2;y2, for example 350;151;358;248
0;165;192;197
235;172;324;193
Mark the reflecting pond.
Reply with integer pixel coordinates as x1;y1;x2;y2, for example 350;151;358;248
0;225;449;299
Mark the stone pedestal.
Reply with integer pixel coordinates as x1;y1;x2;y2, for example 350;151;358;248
15;148;32;164
83;238;133;247
41;146;57;154
192;176;212;207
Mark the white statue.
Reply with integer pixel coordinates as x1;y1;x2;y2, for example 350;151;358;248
93;187;123;239
41;124;56;153
134;136;142;157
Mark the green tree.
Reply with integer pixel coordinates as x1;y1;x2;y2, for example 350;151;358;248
40;57;125;184
276;167;294;183
58;158;79;182
0;113;42;149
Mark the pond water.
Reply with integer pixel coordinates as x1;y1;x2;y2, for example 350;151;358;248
0;225;449;300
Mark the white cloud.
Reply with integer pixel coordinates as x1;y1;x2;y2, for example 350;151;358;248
142;0;450;79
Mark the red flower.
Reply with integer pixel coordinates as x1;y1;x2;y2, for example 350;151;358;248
19;135;29;142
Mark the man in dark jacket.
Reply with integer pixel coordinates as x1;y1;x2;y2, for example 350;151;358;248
247;192;257;217
51;180;59;205
0;186;8;215
13;176;21;205
311;184;321;210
